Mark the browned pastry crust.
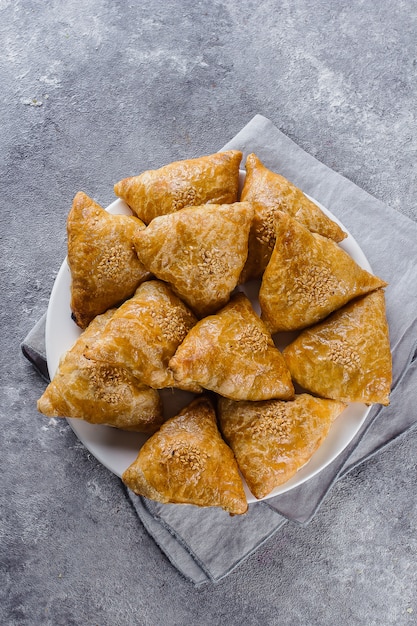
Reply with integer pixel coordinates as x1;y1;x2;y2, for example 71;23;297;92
283;289;392;405
67;191;151;329
259;211;388;333
239;200;279;283
84;280;200;391
169;293;294;401
133;202;254;318
37;310;164;432
114;150;243;224
240;153;347;281
122;396;248;515
218;394;346;499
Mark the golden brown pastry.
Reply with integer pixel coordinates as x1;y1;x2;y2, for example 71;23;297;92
37;310;164;432
114;150;243;224
259;211;388;333
133;202;254;318
218;394;347;499
169;293;294;401
239;200;278;283
67;191;151;329
239;153;346;281
283;289;392;405
122;396;248;515
84;280;200;391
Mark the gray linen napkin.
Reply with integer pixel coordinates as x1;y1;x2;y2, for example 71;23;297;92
23;115;417;585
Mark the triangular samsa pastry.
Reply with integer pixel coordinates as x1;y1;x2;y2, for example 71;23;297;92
283;289;392;405
67;191;151;329
239;153;346;281
84;281;200;391
218;394;346;499
259;211;388;333
114;150;242;224
37;310;163;432
133;203;254;317
169;293;294;401
122;396;248;515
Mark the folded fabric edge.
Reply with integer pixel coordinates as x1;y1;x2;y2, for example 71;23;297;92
123;487;211;586
137;494;288;585
341;419;417;482
225;113;417;225
20;312;50;382
21;342;50;382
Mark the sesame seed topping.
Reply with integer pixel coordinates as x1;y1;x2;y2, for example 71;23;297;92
171;187;201;211
163;441;208;472
95;244;132;281
196;247;227;277
250;405;291;438
327;340;361;372
287;265;339;307
85;363;128;403
255;206;276;249
236;325;270;353
149;306;193;344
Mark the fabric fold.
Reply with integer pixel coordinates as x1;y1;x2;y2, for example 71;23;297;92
23;114;417;586
131;496;287;585
21;314;50;382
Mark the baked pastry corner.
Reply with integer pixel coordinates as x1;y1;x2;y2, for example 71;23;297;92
122;396;248;515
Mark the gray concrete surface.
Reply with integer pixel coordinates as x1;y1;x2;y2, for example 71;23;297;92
1;1;417;624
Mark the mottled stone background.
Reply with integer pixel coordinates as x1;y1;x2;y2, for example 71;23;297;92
1;1;416;624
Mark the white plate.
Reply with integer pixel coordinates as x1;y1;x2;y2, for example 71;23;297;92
45;172;372;503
